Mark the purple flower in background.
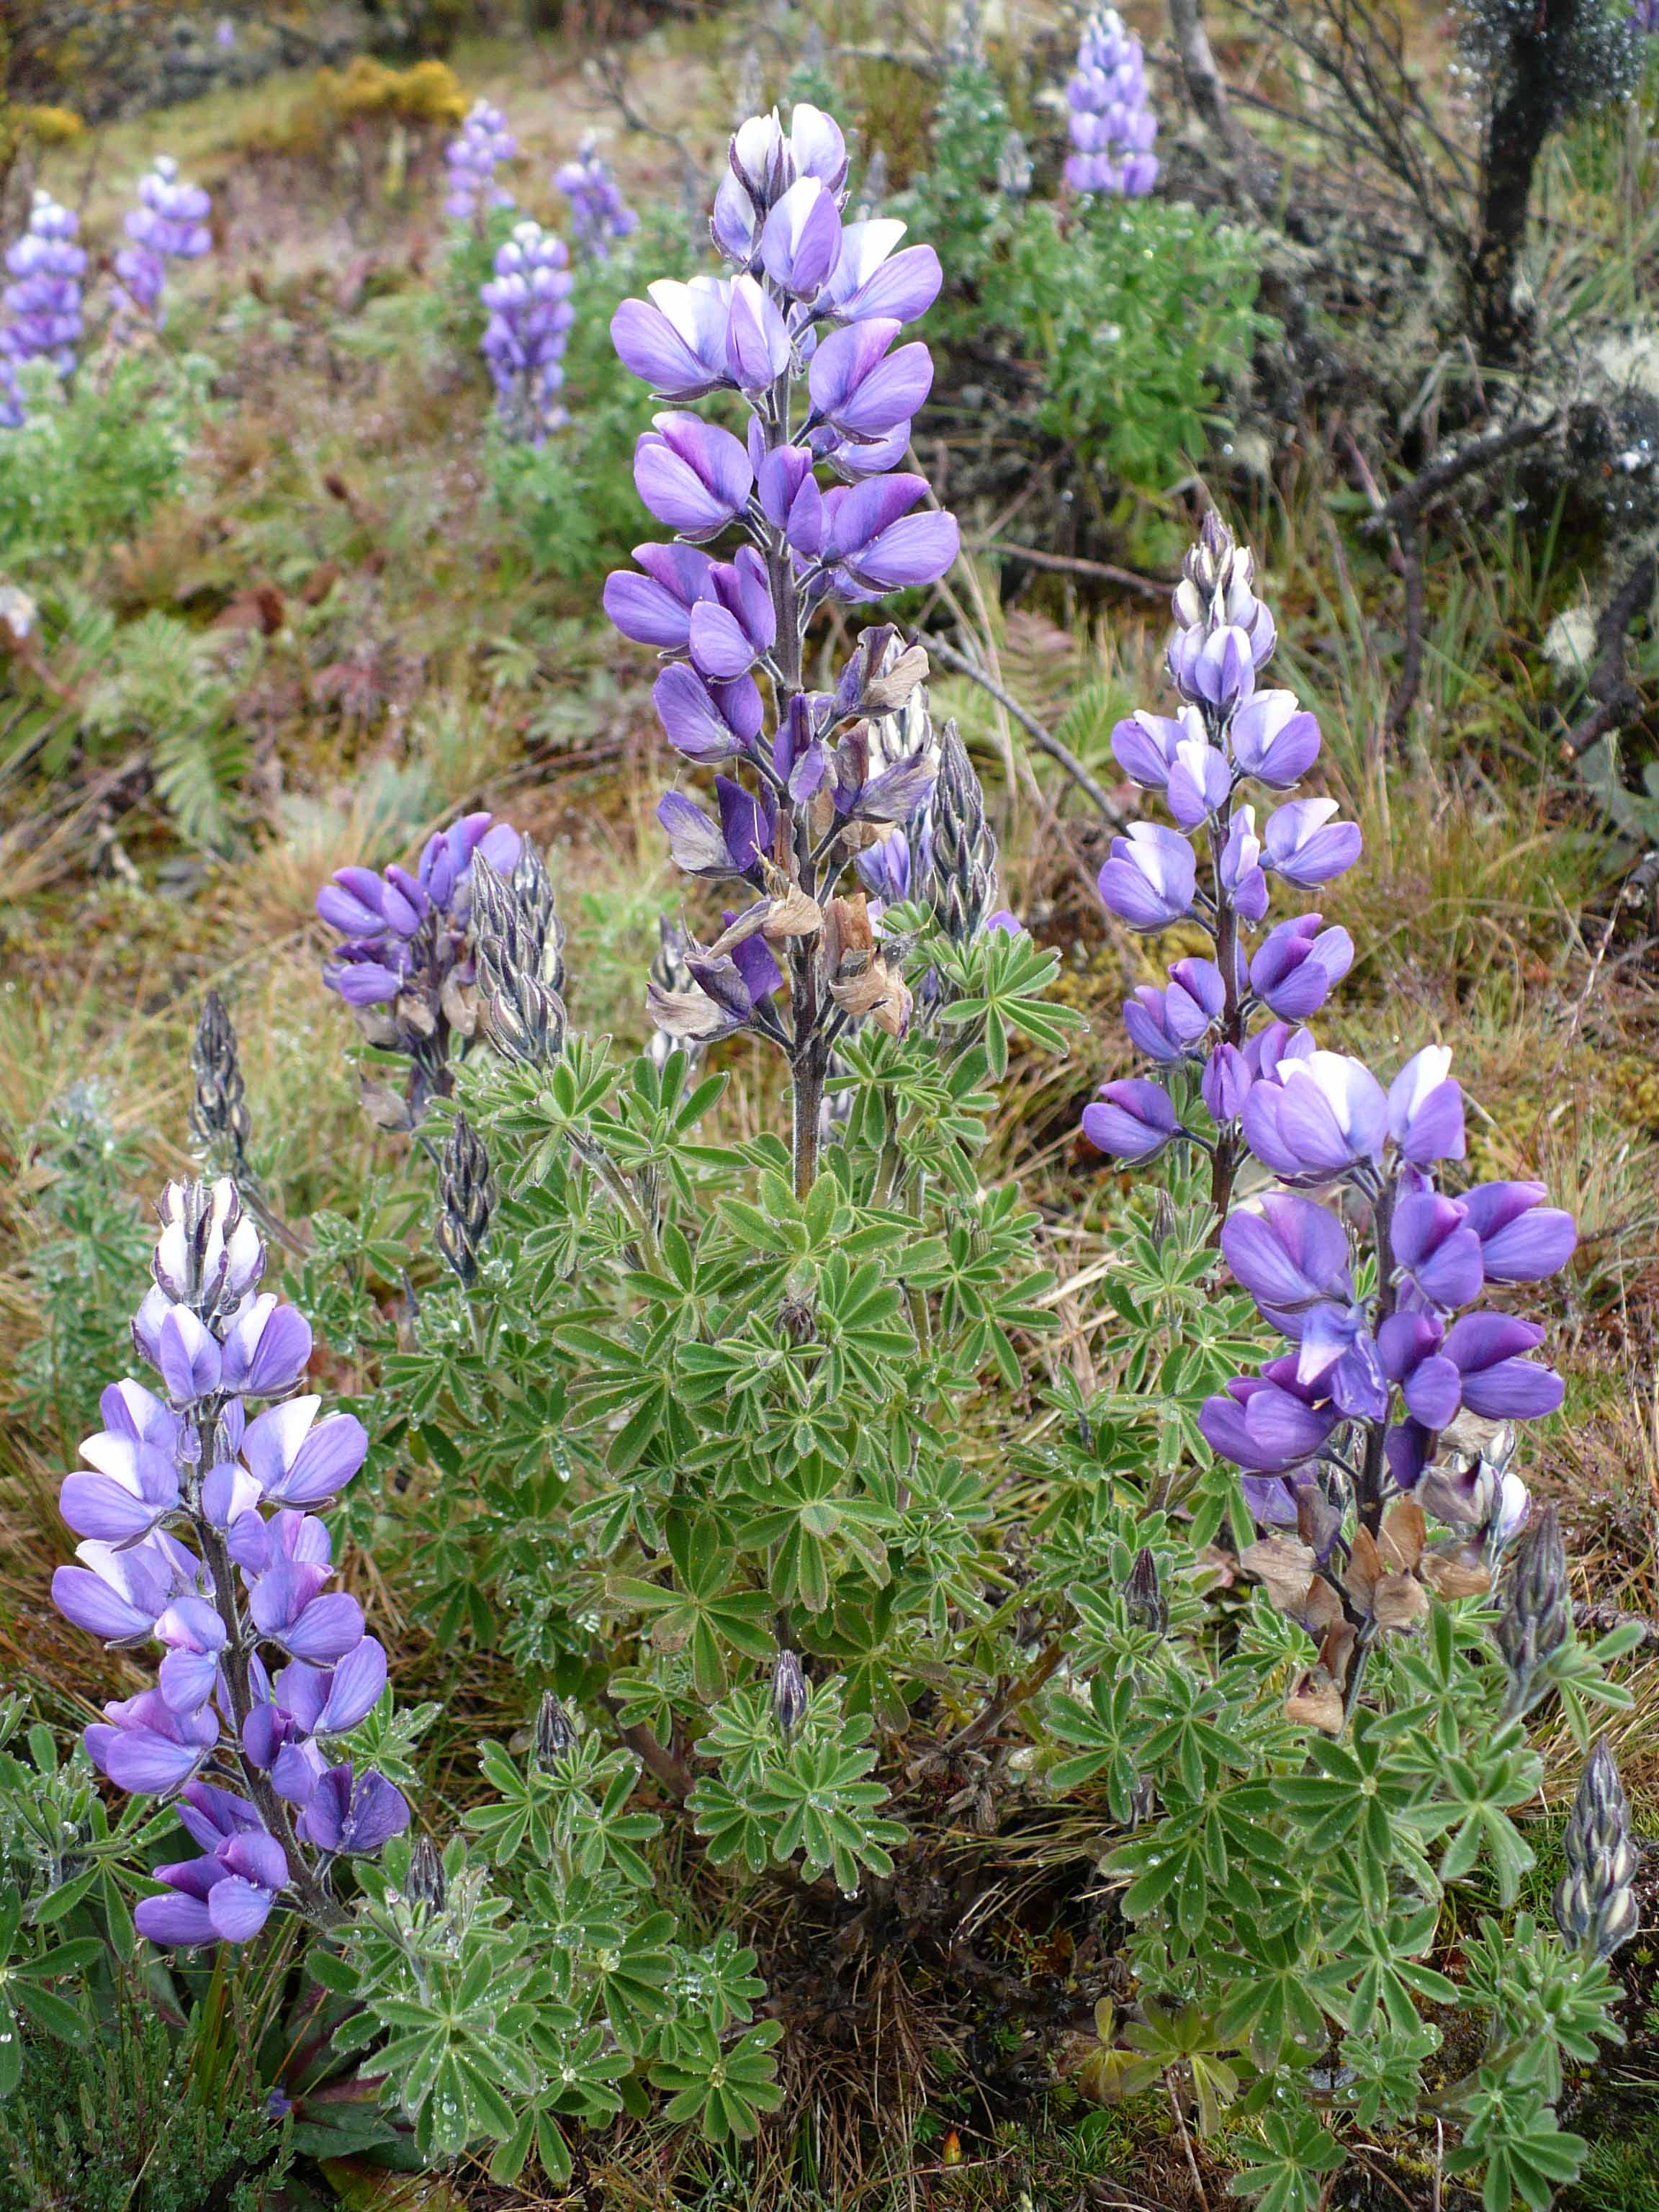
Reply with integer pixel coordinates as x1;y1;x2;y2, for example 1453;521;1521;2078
1064;9;1159;199
0;192;86;418
51;1177;403;1946
554;133;639;260
444;98;518;226
481;220;574;445
114;156;212;326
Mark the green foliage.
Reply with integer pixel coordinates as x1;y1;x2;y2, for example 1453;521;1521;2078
0;2001;287;2211
82;610;250;850
12;1087;154;1457
896;55;1017;294
0;353;210;568
983;200;1274;490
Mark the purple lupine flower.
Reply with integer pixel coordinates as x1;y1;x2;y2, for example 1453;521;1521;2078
1064;9;1159;199
1458;1182;1578;1282
114;156;212;326
316;811;523;1116
1097;822;1197;931
1082;1077;1182;1162
444;98;518;225
606;97;958;1087
554;134;638;260
52;1177;403;1946
1;192;86;413
481;220;574;445
1249;914;1352;1020
297;1763;410;1854
1197;1359;1341;1473
1634;0;1659;32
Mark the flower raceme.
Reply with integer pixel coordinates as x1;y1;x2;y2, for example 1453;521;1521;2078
315;810;523;1119
1086;512;1575;1596
480;220;575;445
603;99;975;1142
444;98;518;225
114;156;212;325
1064;9;1159;199
554;134;638;260
0;191;86;424
51;1177;407;1946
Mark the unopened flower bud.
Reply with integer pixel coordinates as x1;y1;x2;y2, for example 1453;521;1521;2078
1498;1501;1572;1719
189;992;251;1174
473;848;569;1068
771;1648;809;1738
436;1115;495;1287
1554;1739;1641;1960
922;721;999;945
534;1691;577;1768
408;1833;447;1912
1123;1547;1167;1637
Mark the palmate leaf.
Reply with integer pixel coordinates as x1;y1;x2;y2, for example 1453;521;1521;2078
930;926;1084;1078
648;2018;784;2143
1226;2110;1343;2212
1447;2077;1587;2212
732;1457;894;1611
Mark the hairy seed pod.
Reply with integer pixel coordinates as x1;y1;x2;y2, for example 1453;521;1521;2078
771;1648;809;1739
407;1833;447;1913
189;992;251;1174
436;1114;495;1286
472;848;569;1067
922;719;999;945
1555;1738;1642;1960
1124;1547;1168;1637
534;1691;577;1768
1497;1501;1572;1717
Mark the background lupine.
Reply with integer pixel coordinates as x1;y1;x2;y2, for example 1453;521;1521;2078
315;811;523;1121
443;96;518;225
114;156;212;325
1064;9;1159;199
480;220;575;444
554;133;639;261
50;1177;406;1944
1;192;86;415
604;100;962;1191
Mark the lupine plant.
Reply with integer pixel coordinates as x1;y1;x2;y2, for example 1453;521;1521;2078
1064;8;1159;198
113;156;212;325
443;96;518;226
555;133;639;261
1058;516;1638;2208
480;220;576;444
49;1177;408;1943
0;191;86;426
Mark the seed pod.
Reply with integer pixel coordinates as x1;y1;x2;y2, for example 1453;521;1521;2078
1123;1547;1168;1637
1555;1738;1642;1961
436;1114;495;1286
189;992;251;1174
771;1648;809;1740
534;1691;577;1769
922;720;999;945
407;1833;447;1912
1497;1501;1572;1718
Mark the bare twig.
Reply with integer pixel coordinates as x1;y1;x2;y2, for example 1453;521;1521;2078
1358;413;1560;739
1366;412;1560;531
1560;553;1656;760
971;539;1171;600
915;631;1127;827
585;48;704;209
1166;0;1272;202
